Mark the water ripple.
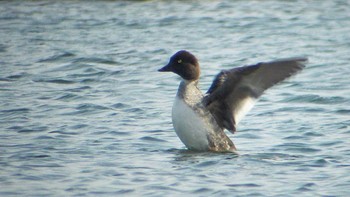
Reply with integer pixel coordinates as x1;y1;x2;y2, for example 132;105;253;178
33;78;76;84
283;94;347;104
37;52;75;63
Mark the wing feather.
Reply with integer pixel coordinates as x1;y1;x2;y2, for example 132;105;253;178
204;57;307;133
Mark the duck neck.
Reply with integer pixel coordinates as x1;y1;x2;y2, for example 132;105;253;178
177;80;203;106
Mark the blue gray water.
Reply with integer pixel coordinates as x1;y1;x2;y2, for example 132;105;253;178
1;0;350;196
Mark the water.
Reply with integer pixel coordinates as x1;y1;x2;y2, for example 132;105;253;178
1;0;350;196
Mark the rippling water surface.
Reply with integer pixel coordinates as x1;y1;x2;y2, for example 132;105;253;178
1;0;350;196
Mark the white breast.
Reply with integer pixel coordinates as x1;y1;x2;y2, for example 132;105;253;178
172;97;209;150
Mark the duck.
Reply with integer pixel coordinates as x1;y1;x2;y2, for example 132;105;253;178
159;50;306;153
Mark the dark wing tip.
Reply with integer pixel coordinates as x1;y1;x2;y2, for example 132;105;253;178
291;56;308;64
275;56;308;68
265;56;307;77
296;57;308;69
274;57;308;62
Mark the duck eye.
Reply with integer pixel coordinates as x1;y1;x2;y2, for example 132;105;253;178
177;59;182;64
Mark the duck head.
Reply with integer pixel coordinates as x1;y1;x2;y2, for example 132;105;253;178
158;50;200;81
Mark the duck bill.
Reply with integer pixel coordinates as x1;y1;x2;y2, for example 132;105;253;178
158;63;173;72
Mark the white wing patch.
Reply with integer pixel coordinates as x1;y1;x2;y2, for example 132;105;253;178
233;97;256;125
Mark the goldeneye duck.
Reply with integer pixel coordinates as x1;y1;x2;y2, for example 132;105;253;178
159;50;306;153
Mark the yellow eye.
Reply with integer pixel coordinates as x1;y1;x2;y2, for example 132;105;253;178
177;59;182;64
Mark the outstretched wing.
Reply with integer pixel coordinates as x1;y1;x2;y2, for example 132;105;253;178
203;57;307;133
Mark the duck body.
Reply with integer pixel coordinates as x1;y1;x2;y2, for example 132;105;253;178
159;50;306;152
172;80;236;152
